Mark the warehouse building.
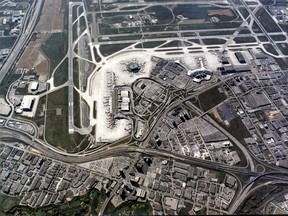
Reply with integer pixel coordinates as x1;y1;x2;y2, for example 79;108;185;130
20;96;34;111
235;52;246;64
30;82;39;91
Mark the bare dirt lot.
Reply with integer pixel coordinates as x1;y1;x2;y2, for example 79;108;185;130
35;0;64;32
181;19;205;24
208;9;234;17
17;33;50;81
17;0;66;81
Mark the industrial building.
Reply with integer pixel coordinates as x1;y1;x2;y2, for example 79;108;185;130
235;52;246;64
30;82;39;91
219;65;250;75
20;96;34;112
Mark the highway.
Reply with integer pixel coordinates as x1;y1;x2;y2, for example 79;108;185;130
0;0;44;84
1;127;288;183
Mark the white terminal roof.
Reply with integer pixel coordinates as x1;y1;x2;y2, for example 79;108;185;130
121;104;129;111
121;90;129;97
30;82;39;91
122;97;130;103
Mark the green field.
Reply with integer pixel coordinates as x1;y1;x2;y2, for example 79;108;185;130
73;57;79;88
73;88;81;128
40;33;68;78
197;86;227;112
99;43;132;56
104;201;152;215
53;58;68;87
45;87;89;153
0;37;17;49
5;189;106;215
0;71;21;96
0;193;21;213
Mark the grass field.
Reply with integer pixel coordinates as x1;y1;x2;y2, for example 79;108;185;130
6;189;106;215
257;36;268;42
99;34;142;42
263;44;279;56
32;95;46;128
0;193;21;213
93;47;101;62
234;36;256;43
271;35;286;41
73;57;79;88
277;43;288;55
99;43;132;56
197;86;227;112
40;33;68;78
72;5;79;22
0;71;21;96
255;8;282;33
0;37;16;49
104;200;152;215
45;87;89;153
202;38;227;45
73;89;81;128
78;16;87;37
238;7;250;19
145;5;174;24
53;58;68;87
200;30;235;36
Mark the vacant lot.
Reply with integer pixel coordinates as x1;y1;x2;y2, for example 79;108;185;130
35;0;64;32
17;33;49;81
197;86;227;112
208;9;234;17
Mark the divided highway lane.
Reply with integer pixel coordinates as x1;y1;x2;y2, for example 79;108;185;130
0;0;44;84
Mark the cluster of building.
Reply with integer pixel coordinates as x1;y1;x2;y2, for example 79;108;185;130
219;69;288;167
89;154;239;215
277;194;288;211
0;143;116;208
102;12;158;29
268;0;288;24
0;6;25;36
151;105;242;165
7;68;47;117
151;58;191;89
111;156;238;215
0;2;27;66
151;57;213;88
132;79;166;116
0;49;9;63
219;50;282;75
